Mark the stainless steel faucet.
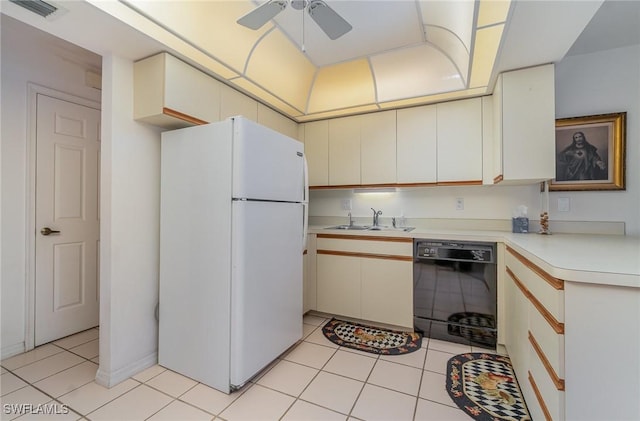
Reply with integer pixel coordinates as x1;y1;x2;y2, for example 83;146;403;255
371;208;382;227
348;212;353;227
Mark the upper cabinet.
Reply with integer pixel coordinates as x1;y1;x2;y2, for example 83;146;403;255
134;53;221;129
492;64;556;184
436;98;483;183
257;103;298;140
220;84;257;122
326;111;398;186
329;115;361;186
302;120;330;187
396;105;437;184
360;110;397;185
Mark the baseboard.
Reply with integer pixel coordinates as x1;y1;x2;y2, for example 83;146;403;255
1;342;26;360
95;351;157;388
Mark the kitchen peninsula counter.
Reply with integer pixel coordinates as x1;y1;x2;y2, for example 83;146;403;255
310;226;640;288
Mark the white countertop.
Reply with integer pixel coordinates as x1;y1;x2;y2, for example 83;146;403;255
310;225;640;288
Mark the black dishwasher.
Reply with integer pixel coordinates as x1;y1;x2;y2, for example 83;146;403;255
413;239;497;349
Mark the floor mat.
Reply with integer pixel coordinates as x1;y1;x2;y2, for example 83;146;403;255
446;353;531;421
322;318;421;355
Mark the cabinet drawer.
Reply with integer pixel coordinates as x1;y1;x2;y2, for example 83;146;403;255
506;246;564;323
317;235;412;257
529;311;565;379
528;350;565;421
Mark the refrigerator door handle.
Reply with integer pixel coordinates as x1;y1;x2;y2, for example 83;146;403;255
302;156;309;250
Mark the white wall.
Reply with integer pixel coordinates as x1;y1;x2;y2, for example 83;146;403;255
554;45;640;235
0;17;101;356
96;55;162;386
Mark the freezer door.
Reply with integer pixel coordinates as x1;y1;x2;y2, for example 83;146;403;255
230;200;303;387
232;117;305;202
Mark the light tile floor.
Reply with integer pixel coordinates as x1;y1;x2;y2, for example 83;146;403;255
1;314;502;420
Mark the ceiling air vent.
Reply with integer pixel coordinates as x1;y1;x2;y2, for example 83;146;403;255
9;0;58;18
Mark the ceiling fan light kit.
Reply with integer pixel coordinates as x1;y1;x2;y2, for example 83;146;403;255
237;0;352;40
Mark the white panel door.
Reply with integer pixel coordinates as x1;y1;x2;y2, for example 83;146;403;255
35;94;100;346
230;200;303;386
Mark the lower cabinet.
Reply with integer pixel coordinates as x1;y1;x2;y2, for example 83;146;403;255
504;245;565;421
315;234;413;329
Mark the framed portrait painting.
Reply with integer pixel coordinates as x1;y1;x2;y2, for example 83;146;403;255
551;112;626;191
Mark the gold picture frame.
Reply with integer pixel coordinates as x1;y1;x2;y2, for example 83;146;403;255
551;112;626;191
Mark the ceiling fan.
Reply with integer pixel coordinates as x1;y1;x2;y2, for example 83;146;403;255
237;0;352;40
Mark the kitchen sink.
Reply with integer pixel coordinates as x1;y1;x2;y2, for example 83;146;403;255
367;226;416;232
325;225;370;230
325;225;415;232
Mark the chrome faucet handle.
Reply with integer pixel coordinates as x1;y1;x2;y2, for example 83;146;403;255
392;217;396;228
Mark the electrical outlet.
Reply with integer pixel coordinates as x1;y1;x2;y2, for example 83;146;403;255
455;198;464;211
341;199;352;211
558;197;570;212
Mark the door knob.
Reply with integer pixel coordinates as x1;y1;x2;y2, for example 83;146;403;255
40;227;61;236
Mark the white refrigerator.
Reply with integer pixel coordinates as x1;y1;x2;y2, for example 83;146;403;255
158;116;308;393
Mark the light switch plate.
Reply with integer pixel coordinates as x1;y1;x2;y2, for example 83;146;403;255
455;198;464;211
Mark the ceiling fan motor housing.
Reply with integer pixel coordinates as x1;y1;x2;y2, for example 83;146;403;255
291;0;308;10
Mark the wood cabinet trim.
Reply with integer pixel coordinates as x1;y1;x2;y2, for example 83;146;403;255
309;181;484;190
163;107;208;125
529;331;565;391
317;234;412;243
506;246;564;290
317;249;413;262
528;371;554;421
436;180;483;186
506;267;565;334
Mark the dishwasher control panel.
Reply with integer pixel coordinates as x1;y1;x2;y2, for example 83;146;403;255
414;240;495;263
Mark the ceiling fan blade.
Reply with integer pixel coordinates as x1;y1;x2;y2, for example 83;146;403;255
237;0;287;30
307;0;352;40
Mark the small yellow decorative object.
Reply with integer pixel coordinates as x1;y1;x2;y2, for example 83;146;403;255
539;212;551;235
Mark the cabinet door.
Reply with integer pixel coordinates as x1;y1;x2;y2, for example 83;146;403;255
316;254;360;318
504;267;530;381
164;54;221;125
329;115;361;186
303;121;329;186
501;64;555;182
360;111;396;184
397;105;437;183
220;84;258;121
134;53;221;129
257;103;298;139
436;98;483;183
361;258;413;328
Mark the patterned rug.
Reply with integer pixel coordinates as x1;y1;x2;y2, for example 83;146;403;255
446;353;531;421
322;318;422;355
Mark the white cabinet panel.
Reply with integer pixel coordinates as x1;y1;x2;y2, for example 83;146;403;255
257;103;298;139
397;105;437;183
361;258;412;328
303;121;329;186
493;64;555;183
329;116;361;185
220;83;258;121
316;254;360;318
436;98;483;183
134;53;221;129
360;111;397;184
